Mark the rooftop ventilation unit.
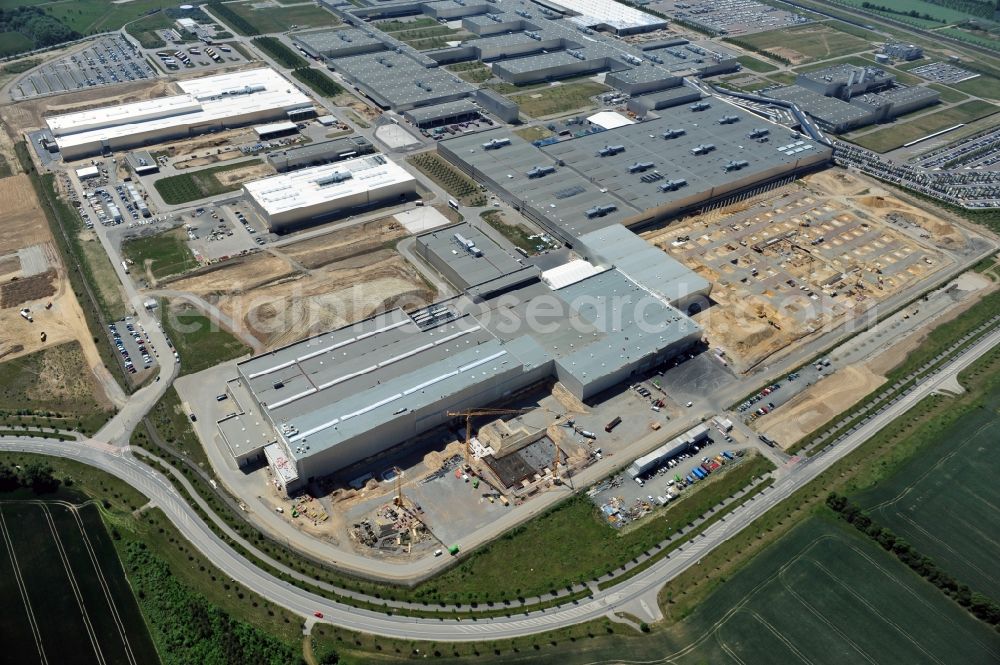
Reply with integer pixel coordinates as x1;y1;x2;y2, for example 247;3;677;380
585;204;617;218
315;170;353;186
659;178;687;191
525;31;542;41
628;161;655;173
623;54;643;66
718;115;739;124
482;137;511;150
690;143;715;155
516;9;532;18
486;12;503;21
662;128;686;139
668;49;687;59
747;128;769;139
568;49;586;60
723;159;749;172
597;144;625;157
640;171;664;183
690;102;711;112
526;165;556;178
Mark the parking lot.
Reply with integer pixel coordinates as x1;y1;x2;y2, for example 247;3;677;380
184;203;270;262
11;36;155;101
646;0;809;35
107;317;159;380
909;62;979;85
150;42;248;73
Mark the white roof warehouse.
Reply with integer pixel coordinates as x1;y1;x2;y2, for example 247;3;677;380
242;154;416;232
47;68;313;160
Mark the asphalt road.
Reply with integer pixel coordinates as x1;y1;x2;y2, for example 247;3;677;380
3;326;995;640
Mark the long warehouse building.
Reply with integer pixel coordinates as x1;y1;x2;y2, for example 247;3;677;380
46;68;314;160
243;153;416;232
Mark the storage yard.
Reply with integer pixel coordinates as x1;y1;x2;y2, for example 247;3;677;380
643;170;951;370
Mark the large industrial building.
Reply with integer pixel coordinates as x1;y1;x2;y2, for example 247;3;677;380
46;68;314;160
764;65;939;133
439;97;831;243
219;221;708;492
243;153;415;232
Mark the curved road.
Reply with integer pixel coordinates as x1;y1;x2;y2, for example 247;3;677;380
3;326;996;641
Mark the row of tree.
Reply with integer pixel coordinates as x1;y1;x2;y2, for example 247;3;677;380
0;7;79;50
924;0;999;19
0;460;62;494
206;2;260;37
826;493;1000;627
123;541;310;665
861;2;944;22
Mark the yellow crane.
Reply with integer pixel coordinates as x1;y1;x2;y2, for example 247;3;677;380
447;408;533;469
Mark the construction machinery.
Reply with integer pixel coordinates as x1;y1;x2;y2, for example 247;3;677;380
446;408;532;469
392;466;404;508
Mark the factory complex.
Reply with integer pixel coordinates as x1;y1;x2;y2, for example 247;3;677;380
439;100;831;242
763;64;940;133
300;0;737;114
220;221;708;492
45;68;314;160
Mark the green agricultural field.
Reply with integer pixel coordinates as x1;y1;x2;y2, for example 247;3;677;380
953;75;1000;101
121;227;197;281
0;501;160;665
162;302;249;375
850;100;999;152
513;125;554;142
508;80;609;118
153;158;263;205
833;0;988;27
0;31;32;57
731;23;873;64
221;1;337;33
737;54;778;73
855;377;1000;600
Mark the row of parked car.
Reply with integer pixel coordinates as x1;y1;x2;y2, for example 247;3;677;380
109;320;151;374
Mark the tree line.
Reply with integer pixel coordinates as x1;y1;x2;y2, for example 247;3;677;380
826;493;1000;628
0;460;62;494
0;7;79;50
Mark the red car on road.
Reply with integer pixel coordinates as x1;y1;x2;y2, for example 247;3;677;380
313;612;324;619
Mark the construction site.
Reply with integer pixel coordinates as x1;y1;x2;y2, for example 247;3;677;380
643;171;955;371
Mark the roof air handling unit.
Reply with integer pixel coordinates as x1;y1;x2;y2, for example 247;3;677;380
747;128;770;139
690;143;715;155
315;171;352;186
662;128;686;139
585;204;618;218
526;165;556;178
482;137;511;150
723;159;749;171
690;102;710;111
628;161;655;173
597;144;625;157
659;178;687;191
718;115;739;124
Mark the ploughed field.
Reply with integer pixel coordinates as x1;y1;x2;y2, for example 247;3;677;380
0;501;158;665
855;376;1000;600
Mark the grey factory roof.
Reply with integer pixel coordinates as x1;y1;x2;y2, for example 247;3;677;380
494;49;607;74
403;98;480;124
608;63;682;84
293;28;384;57
267;135;373;167
239;309;537;460
879;85;940;104
418;221;531;287
765;85;873;128
627;84;702;111
575;224;711;305
800;63;892;86
554;269;701;383
329;50;473;109
440;98;827;239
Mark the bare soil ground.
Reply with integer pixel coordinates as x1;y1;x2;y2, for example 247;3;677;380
644;170;952;371
173;150;245;169
166;226;433;349
212;161;274;186
0;268;57;308
756;364;886;447
154;127;257;161
0;175;52;254
280;218;407;269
